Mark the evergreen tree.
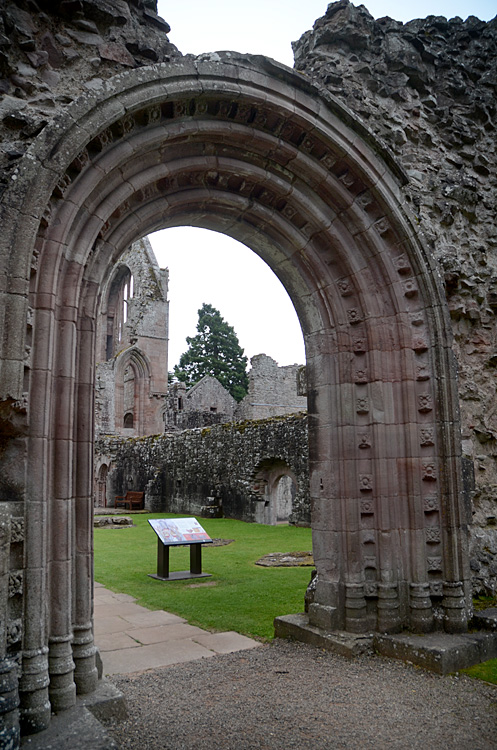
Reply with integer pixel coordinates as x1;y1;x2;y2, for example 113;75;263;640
173;303;249;401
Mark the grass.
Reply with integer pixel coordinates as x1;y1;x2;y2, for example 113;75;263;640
461;659;497;685
94;513;313;640
460;596;497;684
473;595;497;611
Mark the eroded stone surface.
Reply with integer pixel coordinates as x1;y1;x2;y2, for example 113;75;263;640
293;1;497;593
255;551;314;567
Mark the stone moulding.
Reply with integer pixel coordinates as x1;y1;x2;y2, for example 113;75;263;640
0;53;470;737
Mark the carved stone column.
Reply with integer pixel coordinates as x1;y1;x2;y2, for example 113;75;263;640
48;635;76;712
19;647;50;735
442;581;468;633
72;316;98;695
409;582;434;632
377;583;401;633
0;657;20;749
344;583;369;633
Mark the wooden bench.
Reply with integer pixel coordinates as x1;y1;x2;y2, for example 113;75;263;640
114;491;144;511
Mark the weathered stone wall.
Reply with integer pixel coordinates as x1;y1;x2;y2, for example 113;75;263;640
293;0;497;594
165;356;306;431
164;377;237;432
96;413;310;526
95;236;169;436
235;354;307;420
0;0;180;198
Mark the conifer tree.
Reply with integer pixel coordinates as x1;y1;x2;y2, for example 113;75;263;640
173;303;249;401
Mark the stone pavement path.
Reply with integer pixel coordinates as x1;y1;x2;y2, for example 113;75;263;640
94;582;260;676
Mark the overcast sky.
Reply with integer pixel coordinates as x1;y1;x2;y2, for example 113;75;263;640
152;0;495;369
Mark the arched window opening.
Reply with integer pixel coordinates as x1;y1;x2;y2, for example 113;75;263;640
123;364;136;428
103;266;133;358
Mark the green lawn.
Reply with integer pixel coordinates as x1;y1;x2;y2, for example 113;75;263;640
461;659;497;685
94;514;313;640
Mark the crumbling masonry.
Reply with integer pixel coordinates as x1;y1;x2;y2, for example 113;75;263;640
0;0;496;744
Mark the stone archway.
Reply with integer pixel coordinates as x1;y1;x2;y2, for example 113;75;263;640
253;458;298;525
0;55;470;734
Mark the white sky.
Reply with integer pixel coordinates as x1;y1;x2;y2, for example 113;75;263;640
151;0;495;369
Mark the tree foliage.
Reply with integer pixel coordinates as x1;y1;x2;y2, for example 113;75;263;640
173;303;249;401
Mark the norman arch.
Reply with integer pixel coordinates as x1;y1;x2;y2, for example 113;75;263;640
0;55;470;734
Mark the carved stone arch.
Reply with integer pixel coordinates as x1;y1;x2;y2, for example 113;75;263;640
0;55;469;733
114;346;153;435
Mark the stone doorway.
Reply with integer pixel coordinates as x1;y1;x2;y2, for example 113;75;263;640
274;475;296;524
1;55;470;733
253;459;298;525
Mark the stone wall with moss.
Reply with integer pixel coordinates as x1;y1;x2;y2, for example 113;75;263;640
96;413;310;525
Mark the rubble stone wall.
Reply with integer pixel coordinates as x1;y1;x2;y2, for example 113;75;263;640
0;0;180;200
97;413;310;525
235;354;307;420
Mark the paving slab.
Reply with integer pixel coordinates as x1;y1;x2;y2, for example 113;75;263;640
192;631;261;654
21;706;118;750
94;616;138;636
120;609;187;627
274;613;374;657
93;602;148;618
374;630;497;674
94;583;261;676
94;589;136;606
124;622;207;645
96;632;142;652
100;639;217;675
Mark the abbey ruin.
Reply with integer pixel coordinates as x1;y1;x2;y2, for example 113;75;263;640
1;0;497;745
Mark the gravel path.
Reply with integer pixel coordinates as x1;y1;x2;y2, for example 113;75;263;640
106;639;497;749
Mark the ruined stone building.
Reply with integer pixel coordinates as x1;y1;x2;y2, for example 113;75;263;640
94;236;169;438
93;236;169;507
97;412;309;526
164;376;237;431
163;354;306;431
1;0;497;744
235;354;307;420
108;353;308;520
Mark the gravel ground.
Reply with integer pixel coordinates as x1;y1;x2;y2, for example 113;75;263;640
106;639;497;749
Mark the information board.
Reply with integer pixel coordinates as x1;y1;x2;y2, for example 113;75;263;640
148;518;212;546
